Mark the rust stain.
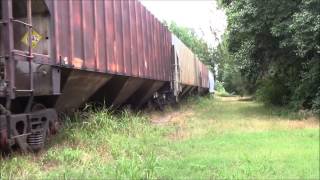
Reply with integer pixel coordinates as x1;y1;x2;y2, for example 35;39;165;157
72;58;84;69
52;0;172;81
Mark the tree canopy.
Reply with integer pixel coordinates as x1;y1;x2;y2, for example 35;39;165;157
217;0;320;114
166;22;214;69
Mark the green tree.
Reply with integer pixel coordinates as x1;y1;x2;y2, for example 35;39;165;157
167;22;214;68
219;0;320;113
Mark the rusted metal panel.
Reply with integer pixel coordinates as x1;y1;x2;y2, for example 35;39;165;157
172;34;209;88
152;15;156;80
96;0;107;72
159;23;163;80
172;34;198;86
141;4;148;78
166;28;172;81
194;56;200;86
49;0;172;81
129;0;138;77
155;17;160;80
105;0;115;73
151;14;156;80
135;1;144;77
146;10;152;78
83;1;95;69
2;0;210;92
113;1;124;74
121;0;131;75
156;20;161;80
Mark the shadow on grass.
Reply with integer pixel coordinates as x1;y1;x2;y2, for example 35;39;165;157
235;102;310;120
209;95;313;121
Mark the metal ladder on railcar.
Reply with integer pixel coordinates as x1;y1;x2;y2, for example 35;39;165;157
1;0;36;151
1;0;34;111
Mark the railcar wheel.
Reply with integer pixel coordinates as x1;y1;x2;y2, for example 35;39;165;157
27;103;58;152
26;103;46;152
31;103;46;112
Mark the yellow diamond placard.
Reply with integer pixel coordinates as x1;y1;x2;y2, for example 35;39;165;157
21;30;43;48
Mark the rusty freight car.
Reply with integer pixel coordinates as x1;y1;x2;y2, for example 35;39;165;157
171;35;209;99
0;0;211;152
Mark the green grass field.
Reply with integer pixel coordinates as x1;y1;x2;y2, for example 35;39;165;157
0;96;319;179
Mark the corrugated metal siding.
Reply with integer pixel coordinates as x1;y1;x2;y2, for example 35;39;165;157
172;34;209;88
172;34;198;86
48;0;172;81
201;62;209;88
195;56;201;87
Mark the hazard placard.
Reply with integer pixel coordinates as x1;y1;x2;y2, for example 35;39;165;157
21;30;43;48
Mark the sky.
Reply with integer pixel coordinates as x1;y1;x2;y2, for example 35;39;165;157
140;0;227;47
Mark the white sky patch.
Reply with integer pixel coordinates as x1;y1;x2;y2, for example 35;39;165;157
140;0;227;47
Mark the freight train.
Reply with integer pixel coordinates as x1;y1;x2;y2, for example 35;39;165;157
0;0;213;152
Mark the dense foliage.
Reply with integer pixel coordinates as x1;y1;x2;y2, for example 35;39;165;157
217;0;320;114
166;22;214;68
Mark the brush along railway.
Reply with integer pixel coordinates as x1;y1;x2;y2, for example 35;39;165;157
0;0;213;152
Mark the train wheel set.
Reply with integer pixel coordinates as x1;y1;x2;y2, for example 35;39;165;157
0;0;214;153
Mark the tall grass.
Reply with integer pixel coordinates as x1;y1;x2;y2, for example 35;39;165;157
49;107;168;179
0;105;170;179
0;96;319;179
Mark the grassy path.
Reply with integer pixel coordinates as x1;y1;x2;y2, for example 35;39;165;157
1;96;319;179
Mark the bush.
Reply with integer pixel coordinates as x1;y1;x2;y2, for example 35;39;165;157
290;58;320;112
312;91;320;116
256;78;290;106
215;81;227;94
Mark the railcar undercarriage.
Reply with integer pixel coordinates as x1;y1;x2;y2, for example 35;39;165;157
0;102;58;153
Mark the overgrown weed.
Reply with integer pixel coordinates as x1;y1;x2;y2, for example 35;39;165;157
0;95;318;179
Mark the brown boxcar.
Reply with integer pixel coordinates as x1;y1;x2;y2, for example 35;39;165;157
172;34;198;86
0;0;210;153
46;0;172;81
201;62;209;88
171;34;209;88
